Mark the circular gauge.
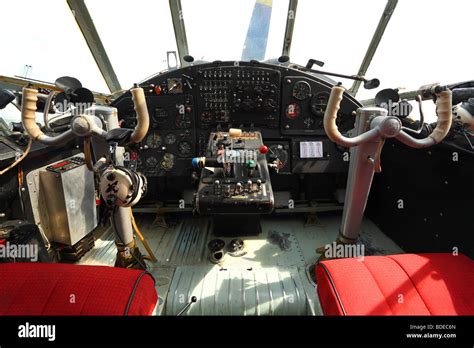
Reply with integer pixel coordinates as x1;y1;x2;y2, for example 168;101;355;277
153;107;169;124
303;117;315;129
201;111;213;123
263;98;277;112
310;92;330;116
177;141;192;157
160;153;174;171
285;103;301;119
164;133;177;145
167;78;183;94
145;156;158;167
267;144;289;170
292;81;312;100
175;113;191;129
146;132;162;149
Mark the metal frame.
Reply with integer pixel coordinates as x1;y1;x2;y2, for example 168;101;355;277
0;75;111;104
169;0;190;67
349;0;398;96
36;1;394;97
67;0;122;93
282;0;298;57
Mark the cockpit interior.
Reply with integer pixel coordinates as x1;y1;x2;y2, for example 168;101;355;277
0;0;473;334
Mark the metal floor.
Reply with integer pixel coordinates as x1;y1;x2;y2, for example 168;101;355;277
78;212;403;315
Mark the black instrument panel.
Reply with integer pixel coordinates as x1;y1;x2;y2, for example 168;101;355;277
112;61;360;177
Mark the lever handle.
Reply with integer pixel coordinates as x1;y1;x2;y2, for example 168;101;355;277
396;89;452;148
21;87;74;145
130;87;150;144
323;86;380;147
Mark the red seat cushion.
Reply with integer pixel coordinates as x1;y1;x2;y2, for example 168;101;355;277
316;253;474;315
0;263;158;315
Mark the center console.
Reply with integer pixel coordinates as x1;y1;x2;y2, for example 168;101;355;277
193;129;274;234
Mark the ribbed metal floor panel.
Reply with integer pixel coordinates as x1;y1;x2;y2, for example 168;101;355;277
166;265;317;315
78;213;403;315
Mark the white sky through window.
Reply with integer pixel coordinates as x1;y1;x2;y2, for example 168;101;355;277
0;0;472;124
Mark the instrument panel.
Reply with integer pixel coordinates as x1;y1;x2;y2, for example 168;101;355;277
113;61;360;177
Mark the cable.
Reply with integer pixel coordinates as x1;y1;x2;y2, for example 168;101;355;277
110;205;148;270
83;137;94;171
17;166;25;217
0;137;32;176
43;91;56;132
130;208;157;262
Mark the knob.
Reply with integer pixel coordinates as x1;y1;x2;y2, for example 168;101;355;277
259;145;269;154
214;180;221;195
236;182;243;194
247;180;253;191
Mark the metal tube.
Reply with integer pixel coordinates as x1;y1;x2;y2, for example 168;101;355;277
282;0;298;57
349;0;398;96
169;0;190;67
67;0;122;93
339;113;382;242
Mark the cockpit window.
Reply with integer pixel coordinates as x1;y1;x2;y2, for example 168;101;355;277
357;0;474;101
85;0;178;89
0;0;109;93
290;0;387;87
181;0;289;62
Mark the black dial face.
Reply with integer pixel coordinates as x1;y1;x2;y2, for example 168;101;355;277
164;133;177;145
267;144;289;170
263;98;277;112
167;78;183;94
201;111;213;123
153;108;169;124
175;113;191;129
303;117;315;129
292;81;312;101
145;156;158;167
177;141;192;157
311;92;330;116
160;153;174;171
146;132;162;149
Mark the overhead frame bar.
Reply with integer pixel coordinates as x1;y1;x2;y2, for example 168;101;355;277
282;0;298;57
349;0;398;96
67;0;122;93
169;0;190;67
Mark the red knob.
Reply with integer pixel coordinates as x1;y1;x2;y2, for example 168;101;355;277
154;85;162;95
259;145;269;154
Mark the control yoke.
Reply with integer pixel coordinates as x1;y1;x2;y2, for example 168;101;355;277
324;85;452;149
21;85;151;269
323;84;452;245
20;86;150;146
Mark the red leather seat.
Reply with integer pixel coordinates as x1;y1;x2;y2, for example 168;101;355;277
316;253;474;315
0;263;158;315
